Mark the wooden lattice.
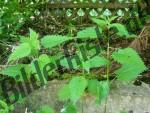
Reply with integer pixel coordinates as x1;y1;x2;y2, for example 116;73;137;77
33;0;147;19
18;0;149;34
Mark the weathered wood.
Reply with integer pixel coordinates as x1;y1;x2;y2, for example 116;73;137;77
46;3;136;9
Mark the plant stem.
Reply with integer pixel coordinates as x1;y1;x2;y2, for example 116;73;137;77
106;40;110;81
103;32;110;113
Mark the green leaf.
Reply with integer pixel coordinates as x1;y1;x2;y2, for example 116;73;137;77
77;27;102;39
38;54;51;69
31;54;54;84
20;29;40;56
115;64;145;81
29;29;40;54
87;79;100;96
60;51;86;69
41;35;72;49
8;43;31;62
29;28;39;40
99;81;110;100
31;54;53;73
60;56;80;70
81;56;109;72
112;48;147;81
0;64;31;81
109;16;118;23
69;76;87;103
91;18;108;30
60;54;108;72
58;85;70;101
36;106;55;113
119;111;127;113
61;103;77;113
0;65;22;78
126;34;138;38
0;100;9;113
109;23;129;37
112;48;145;65
87;80;109;103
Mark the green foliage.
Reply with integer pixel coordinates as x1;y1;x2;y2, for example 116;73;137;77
119;111;127;113
58;85;70;101
61;103;77;113
36;105;55;113
30;54;56;84
8;43;31;62
58;76;87;103
0;14;147;113
109;23;129;37
8;28;40;62
58;16;146;112
0;1;34;40
77;27;102;39
91;16;118;30
20;29;40;56
91;16;137;38
112;48;147;81
81;56;109;72
0;100;9;113
31;54;51;73
60;54;109;72
69;76;87;103
60;56;79;70
0;64;31;81
41;35;72;49
91;18;108;30
108;16;118;23
87;79;109;103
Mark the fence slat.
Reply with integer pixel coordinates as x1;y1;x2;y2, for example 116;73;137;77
46;3;136;9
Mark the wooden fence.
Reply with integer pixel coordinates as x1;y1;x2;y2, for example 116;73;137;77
34;0;147;19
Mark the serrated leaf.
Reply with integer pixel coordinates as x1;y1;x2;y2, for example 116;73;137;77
109;16;118;23
60;54;108;72
82;56;109;72
31;54;54;73
0;65;22;78
115;64;145;81
61;103;77;113
112;48;147;81
20;37;40;51
109;23;129;37
77;27;102;39
29;28;38;40
88;80;109;103
38;54;51;69
99;81;110;99
60;51;85;69
60;56;80;70
31;54;54;84
36;106;54;113
0;64;31;81
20;29;40;56
41;35;72;49
112;48;145;65
91;18;108;30
69;76;87;103
87;79;100;96
58;85;70;101
8;43;31;62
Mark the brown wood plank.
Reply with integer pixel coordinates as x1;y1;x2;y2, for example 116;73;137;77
46;3;136;9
